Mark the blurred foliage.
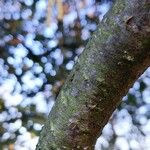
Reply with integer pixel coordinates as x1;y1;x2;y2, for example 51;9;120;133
0;0;150;149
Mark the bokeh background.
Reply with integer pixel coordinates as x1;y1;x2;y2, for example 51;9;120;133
0;0;150;149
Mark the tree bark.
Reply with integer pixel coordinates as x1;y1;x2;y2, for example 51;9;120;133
36;0;150;149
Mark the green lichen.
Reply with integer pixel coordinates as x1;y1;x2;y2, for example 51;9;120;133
112;0;126;15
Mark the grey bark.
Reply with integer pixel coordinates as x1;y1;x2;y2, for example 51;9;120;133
36;0;150;149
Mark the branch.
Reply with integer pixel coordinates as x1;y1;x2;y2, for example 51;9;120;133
37;0;150;149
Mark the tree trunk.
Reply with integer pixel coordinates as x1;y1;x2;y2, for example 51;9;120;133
36;0;150;149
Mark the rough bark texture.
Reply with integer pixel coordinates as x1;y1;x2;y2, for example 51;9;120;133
36;0;150;149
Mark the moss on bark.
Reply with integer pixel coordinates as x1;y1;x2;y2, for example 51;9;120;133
36;0;150;149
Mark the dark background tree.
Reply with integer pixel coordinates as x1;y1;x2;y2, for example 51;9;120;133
0;0;150;149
